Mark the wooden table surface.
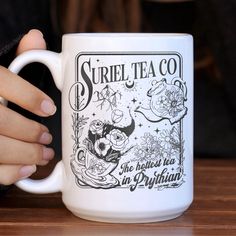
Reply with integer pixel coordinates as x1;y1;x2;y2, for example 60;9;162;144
0;158;235;236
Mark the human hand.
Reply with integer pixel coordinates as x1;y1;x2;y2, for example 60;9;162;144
0;29;56;185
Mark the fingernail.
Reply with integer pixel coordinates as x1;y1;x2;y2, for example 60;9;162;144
41;100;57;115
28;29;44;38
19;165;37;179
42;147;55;161
39;132;52;144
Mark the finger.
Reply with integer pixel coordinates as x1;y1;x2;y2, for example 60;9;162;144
0;135;54;166
0;164;36;185
16;29;46;55
0;66;57;117
0;104;52;144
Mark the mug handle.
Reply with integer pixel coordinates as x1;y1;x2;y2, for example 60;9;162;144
7;50;64;194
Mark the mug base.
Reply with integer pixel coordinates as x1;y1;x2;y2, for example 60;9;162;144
67;206;188;223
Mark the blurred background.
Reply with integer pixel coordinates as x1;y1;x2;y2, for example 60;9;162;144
1;0;236;158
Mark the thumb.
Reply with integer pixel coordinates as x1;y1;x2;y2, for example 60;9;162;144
16;29;47;55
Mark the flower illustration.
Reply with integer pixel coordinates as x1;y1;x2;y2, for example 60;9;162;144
89;120;104;135
88;160;106;175
165;87;185;118
153;86;185;120
133;147;146;162
158;128;181;159
141;133;156;145
155;95;169;115
96;163;105;173
159;129;173;150
111;109;123;123
133;133;161;162
159;150;170;159
106;129;129;151
71;111;135;189
94;138;111;156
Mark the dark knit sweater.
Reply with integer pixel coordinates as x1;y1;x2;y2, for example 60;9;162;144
0;0;61;195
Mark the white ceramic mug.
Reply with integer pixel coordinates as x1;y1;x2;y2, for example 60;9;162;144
10;33;193;223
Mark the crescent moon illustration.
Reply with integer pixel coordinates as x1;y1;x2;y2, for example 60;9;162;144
125;81;135;89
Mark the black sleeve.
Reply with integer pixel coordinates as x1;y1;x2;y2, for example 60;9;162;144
0;35;23;64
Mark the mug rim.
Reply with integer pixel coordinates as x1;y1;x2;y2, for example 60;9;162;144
62;33;192;39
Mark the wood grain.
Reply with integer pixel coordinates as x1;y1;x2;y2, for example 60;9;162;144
0;158;235;235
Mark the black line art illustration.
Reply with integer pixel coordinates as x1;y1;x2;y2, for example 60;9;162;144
71;109;135;189
135;78;187;124
70;53;187;191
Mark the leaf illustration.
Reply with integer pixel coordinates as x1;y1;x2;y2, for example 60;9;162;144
84;138;94;153
105;152;120;162
111;95;117;107
78;127;84;138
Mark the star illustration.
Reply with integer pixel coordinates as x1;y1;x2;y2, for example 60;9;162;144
154;128;160;134
134;137;138;140
92;113;96;116
131;98;137;103
138;123;143;128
